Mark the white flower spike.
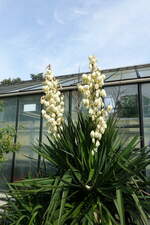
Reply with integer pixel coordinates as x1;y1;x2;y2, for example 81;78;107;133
78;56;112;152
41;64;64;136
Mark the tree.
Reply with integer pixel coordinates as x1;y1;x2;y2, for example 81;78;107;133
11;77;22;84
30;73;43;81
1;77;22;85
1;78;12;85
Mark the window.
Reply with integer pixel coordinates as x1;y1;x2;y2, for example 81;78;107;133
105;85;140;142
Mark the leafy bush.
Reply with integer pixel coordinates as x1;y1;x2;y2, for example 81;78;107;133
1;114;150;225
0;126;20;162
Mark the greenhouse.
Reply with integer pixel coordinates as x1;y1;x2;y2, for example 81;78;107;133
0;62;150;190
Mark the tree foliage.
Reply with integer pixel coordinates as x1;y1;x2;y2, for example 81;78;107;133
30;73;43;81
0;72;43;86
0;77;22;86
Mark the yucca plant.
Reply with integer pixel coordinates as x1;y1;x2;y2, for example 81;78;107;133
1;113;150;225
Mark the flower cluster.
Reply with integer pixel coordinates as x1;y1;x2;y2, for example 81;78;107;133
78;56;112;153
41;65;64;136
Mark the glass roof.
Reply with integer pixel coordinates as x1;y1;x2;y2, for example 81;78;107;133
0;64;150;95
137;67;150;77
105;69;137;82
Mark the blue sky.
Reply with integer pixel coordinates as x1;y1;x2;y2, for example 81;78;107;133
0;0;150;80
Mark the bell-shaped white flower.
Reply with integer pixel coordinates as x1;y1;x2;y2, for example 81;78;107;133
100;89;106;97
90;130;95;138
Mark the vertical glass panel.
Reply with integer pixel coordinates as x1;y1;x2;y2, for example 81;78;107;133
71;90;81;122
0;97;17;127
105;85;140;142
142;83;150;146
142;83;150;176
0;97;17;190
14;95;41;181
64;91;69;119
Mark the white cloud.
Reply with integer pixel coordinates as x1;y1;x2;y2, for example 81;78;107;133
54;10;65;24
36;18;45;26
73;8;88;16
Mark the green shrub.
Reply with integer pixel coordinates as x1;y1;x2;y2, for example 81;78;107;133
0;126;20;162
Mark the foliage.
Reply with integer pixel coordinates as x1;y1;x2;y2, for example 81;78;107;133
0;77;22;86
0;126;20;161
30;73;43;81
1;113;150;225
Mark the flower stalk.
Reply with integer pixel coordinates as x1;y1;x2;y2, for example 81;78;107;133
78;56;112;152
41;64;64;136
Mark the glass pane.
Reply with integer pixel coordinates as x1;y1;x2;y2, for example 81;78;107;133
71;90;81;122
138;67;150;77
0;97;17;127
142;83;150;146
105;85;140;143
105;69;137;82
142;83;150;176
60;75;82;87
14;95;41;181
64;91;69;119
0;97;17;190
